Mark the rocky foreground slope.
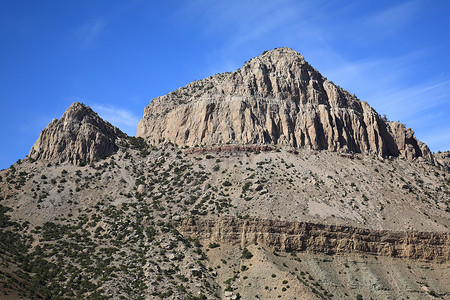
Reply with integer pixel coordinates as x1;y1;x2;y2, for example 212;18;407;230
0;48;449;299
2;140;449;299
137;48;432;162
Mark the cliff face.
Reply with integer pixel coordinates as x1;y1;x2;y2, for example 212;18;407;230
29;102;124;165
434;151;450;170
137;47;433;162
179;218;450;260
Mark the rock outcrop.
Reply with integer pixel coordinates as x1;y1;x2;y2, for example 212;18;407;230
137;47;433;162
434;151;450;170
387;121;433;161
29;102;124;165
182;144;274;154
179;217;450;260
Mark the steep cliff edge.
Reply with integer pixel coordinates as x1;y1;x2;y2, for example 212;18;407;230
29;102;124;165
179;217;450;260
137;47;433;162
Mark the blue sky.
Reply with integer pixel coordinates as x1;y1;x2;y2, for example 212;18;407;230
1;0;450;170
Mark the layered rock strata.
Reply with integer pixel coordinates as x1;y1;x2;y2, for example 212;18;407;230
179;218;450;260
183;144;274;154
29;102;124;165
137;47;433;162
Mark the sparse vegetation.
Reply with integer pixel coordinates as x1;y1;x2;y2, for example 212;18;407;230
0;123;448;299
241;248;253;259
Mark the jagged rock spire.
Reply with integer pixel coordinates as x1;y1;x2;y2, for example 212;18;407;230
29;102;124;165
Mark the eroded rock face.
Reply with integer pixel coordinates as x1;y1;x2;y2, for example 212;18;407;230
137;47;432;161
434;151;450;170
29;102;124;165
387;121;433;161
179;217;450;260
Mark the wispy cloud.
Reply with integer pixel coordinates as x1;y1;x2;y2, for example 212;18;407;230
77;19;105;48
319;50;450;152
320;50;428;99
422;129;450;152
91;104;140;136
179;0;320;75
371;79;450;152
374;79;450;115
364;0;419;33
75;1;142;48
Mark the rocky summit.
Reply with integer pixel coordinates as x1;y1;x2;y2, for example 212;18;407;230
29;102;125;165
0;48;449;299
137;47;432;162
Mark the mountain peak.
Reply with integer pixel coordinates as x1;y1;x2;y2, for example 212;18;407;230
136;48;433;162
249;47;305;63
240;48;309;85
261;47;303;57
29;102;124;165
64;101;93;118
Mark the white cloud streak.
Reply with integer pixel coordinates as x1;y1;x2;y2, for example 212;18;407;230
364;0;418;32
422;129;450;152
75;1;142;48
91;104;140;136
78;19;105;48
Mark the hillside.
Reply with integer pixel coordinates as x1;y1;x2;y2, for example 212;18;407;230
0;48;449;299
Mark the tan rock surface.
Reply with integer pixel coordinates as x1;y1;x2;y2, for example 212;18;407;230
137;47;432;162
434;150;450;170
29;102;124;165
179;217;450;260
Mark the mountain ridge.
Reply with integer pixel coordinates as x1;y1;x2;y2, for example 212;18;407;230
137;47;433;162
0;48;448;299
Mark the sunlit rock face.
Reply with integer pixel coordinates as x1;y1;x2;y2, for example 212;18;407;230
137;47;432;162
29;102;124;165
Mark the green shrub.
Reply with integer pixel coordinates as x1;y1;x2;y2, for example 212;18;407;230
242;182;252;193
241;248;253;259
208;243;220;248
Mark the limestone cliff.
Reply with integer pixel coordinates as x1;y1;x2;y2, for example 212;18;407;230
137;47;433;161
29;102;124;165
179;218;450;260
